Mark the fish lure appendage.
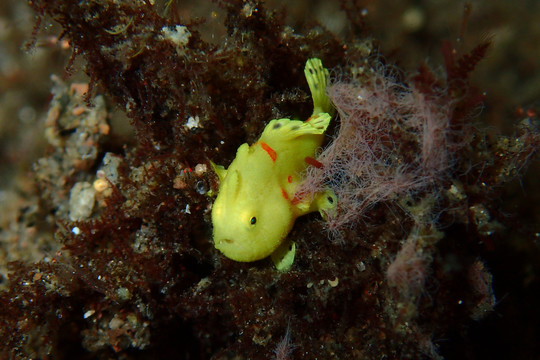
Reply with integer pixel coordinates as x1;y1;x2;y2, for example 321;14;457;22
211;58;336;270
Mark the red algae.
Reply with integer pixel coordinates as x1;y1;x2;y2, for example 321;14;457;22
297;61;453;236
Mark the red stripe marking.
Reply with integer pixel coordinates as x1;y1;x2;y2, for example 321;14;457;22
291;190;306;205
281;188;289;200
306;115;315;122
305;156;323;168
260;141;277;162
287;175;293;183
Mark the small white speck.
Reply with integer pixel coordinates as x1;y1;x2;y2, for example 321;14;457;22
328;277;339;287
72;226;81;235
184;204;191;214
116;287;132;301
185;115;201;130
161;25;191;55
83;310;95;319
194;163;208;176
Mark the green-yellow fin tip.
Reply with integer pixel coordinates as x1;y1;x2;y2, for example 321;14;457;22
209;160;227;182
304;58;332;116
271;240;296;272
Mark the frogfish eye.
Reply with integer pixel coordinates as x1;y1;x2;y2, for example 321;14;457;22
250;217;257;225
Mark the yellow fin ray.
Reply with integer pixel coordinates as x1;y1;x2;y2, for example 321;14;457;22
209;160;227;182
305;58;333;116
261;113;331;142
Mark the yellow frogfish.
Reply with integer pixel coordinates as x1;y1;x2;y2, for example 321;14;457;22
211;58;336;269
